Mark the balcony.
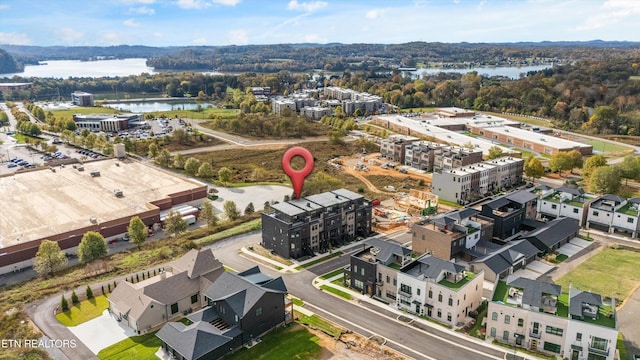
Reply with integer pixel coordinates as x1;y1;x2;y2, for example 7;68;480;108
588;345;609;356
398;289;412;298
529;331;541;339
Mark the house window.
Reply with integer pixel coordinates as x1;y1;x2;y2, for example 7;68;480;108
551;204;557;210
256;307;263;317
503;331;509;341
360;268;365;276
448;297;453;306
437;309;442;318
517;318;524;327
504;315;510;324
428;290;433;298
400;284;412;295
354;279;364;290
491;312;498;321
543;342;561;353
545;326;563;336
353;265;357;273
170;303;178;315
393;278;397;286
378;272;382;282
191;294;199;304
591;337;608;351
628;217;635;223
573;208;579;214
576;333;582;341
417;288;421;296
593;211;599;216
386;291;396;300
438;294;443;302
447;312;452;322
386;275;390;284
490;327;496;338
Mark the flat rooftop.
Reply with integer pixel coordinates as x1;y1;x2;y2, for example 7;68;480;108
0;159;205;248
374;115;515;156
471;125;591;150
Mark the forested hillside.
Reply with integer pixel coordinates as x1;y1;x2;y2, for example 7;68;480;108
0;49;21;74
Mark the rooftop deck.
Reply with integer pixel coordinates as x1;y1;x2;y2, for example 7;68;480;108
438;271;476;290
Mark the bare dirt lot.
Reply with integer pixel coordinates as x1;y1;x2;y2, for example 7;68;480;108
310;327;410;360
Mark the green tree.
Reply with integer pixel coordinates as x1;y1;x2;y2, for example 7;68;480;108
164;210;188;237
173;153;186;169
128;216;147;250
328;130;345;145
34;240;68;277
486;146;504;160
218;167;232;185
244;202;255;215
86;285;94;300
582;154;607;178
582;106;617;134
616;155;640;185
71;290;79;305
223;200;240;220
184;157;201;176
524;157;544;181
155;149;172;167
263;201;272;212
197;162;214;178
566;150;584;174
172;128;188;144
589;166;621;194
61;295;69;312
199;200;218;228
549;152;573;177
148;143;159;158
78;231;108;263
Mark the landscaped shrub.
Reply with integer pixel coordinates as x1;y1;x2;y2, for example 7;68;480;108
71;290;79;305
61;295;69;312
107;284;111;293
86;285;94;300
101;285;105;296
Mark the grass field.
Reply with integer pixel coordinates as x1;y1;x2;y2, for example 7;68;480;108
297;314;346;338
555;247;640;302
97;332;162;360
583;139;633;156
228;324;324;360
480;111;551;127
194;218;262;246
56;295;109;327
49;106;120;121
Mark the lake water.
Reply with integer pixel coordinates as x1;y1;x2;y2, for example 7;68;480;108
2;57;553;80
411;64;553;79
103;101;215;112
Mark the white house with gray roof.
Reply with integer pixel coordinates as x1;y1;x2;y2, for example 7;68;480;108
586;194;640;237
396;254;484;327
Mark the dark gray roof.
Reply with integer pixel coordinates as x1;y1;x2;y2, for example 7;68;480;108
508;277;561;308
331;188;364;200
203;271;286;318
521;218;544;229
172;249;223;280
569;289;603;319
522;217;579;248
237;266;273;285
555;186;584;196
271;202;307;217
484;196;511;210
534;185;552;191
187;306;219;324
447;208;480;222
628;198;640;204
506;190;537;204
432;215;456;228
601;194;625;203
402;254;464;280
143;271;199;305
262;277;288;293
156;321;235;360
305;191;349;207
509;239;541;259
363;238;411;264
471;240;539;274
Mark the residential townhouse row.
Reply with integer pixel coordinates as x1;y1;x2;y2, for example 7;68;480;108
536;186;640;238
487;277;617;360
261;188;373;259
271;86;384;118
431;156;525;204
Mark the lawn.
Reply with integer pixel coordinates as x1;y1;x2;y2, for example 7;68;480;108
194;218;262;246
555;247;640;303
228;323;324;360
438;271;476;290
56;295;109;326
320;285;353;300
97;332;162;360
320;268;344;280
297;314;346;338
480;111;551;127
49;106;120;121
584;139;633;156
300;251;344;269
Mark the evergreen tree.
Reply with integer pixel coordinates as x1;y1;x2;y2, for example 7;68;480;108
86;285;94;300
61;295;69;312
71;290;79;305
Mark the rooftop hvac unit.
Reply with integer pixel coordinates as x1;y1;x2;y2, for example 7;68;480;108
77;166;85;171
90;217;97;224
114;189;124;198
90;171;101;177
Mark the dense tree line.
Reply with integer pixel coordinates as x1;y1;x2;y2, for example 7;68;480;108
0;49;22;73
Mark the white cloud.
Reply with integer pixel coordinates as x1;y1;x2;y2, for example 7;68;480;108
176;0;211;9
287;0;327;12
0;32;31;45
213;0;241;5
575;0;640;31
0;4;10;10
123;19;141;27
54;28;85;43
365;8;388;19
226;29;248;44
129;6;155;15
192;37;208;44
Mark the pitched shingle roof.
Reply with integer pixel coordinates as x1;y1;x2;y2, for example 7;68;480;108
508;277;561;308
446;208;480;222
521;217;579;248
506;190;537;204
402;254;464;280
172;249;223;279
156;321;236;360
569;289;603;319
363;237;411;265
471;240;539;275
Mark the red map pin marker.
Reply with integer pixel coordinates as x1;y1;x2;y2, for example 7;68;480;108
282;146;314;199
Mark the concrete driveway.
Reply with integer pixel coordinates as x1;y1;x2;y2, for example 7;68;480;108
526;260;554;275
211;184;292;216
68;310;136;355
570;237;592;248
557;243;583;257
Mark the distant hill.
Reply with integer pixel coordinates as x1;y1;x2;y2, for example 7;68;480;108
0;49;21;74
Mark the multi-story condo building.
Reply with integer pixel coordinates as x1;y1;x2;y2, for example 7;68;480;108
300;106;331;120
261;188;372;259
487;277;617;360
271;97;297;115
411;208;494;260
586;194;640;237
432;157;524;204
348;238;413;304
481;190;538;240
396;254;484;327
323;86;383;115
403;141;483;172
537;187;595;226
380;135;419;164
71;91;94;106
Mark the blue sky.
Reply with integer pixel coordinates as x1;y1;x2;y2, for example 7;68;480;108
0;0;639;46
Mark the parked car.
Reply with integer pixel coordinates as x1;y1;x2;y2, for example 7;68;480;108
398;168;408;174
7;163;17;168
